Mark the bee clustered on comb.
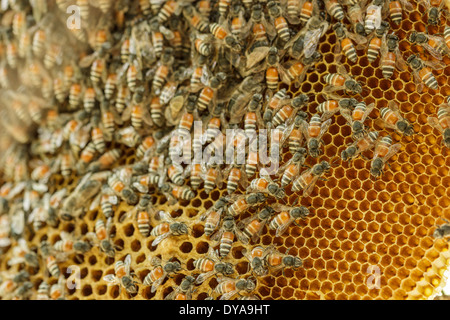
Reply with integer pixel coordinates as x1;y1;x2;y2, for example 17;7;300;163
0;0;449;301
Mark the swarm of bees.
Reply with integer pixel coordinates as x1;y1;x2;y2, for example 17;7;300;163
0;0;448;300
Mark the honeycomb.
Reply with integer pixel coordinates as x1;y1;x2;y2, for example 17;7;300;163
0;0;449;301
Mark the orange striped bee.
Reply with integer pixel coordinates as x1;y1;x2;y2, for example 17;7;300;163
210;215;238;257
292;160;330;195
215;276;256;300
183;5;209;33
366;21;389;63
248;169;285;199
364;0;386;35
379;33;407;79
236;207;276;244
88;148;122;172
380;101;415;136
278;148;308;187
224;164;249;195
341;101;375;140
152;48;173;95
333;22;367;63
157;0;179;23
317;94;359;121
165;275;196;300
103;254;137;294
325;0;345;21
428;103;450;149
202;164;223;194
419;0;447;26
144;256;182;293
86;217;117;257
370;135;402;178
194;246;235;284
199;197;229;236
406;54;443;92
444;26;450;51
150;210;189;247
264;244;304;275
324;65;362;95
227;192;266;216
341;131;379;162
284;16;329;61
409;31;450;61
267;1;291;43
279;52;321;87
389;0;413;24
269;204;310;237
300;114;332;158
242;246;269;276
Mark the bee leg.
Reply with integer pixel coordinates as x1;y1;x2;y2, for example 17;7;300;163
318;177;328;182
361;154;370;161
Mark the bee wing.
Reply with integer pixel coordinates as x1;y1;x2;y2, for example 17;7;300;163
400;0;414;11
124;254;131;275
387;101;407;122
209;229;224;243
79;53;98;68
275;216;295;237
156;210;173;223
105;217;113;236
341;108;354;126
195;271;215;285
245;46;270;70
318;118;333;140
262;17;277;40
303;28;323;59
427;116;444;134
381;143;402;163
302;174;321;197
420;42;443;61
103;274;117;285
151;231;171;247
299;118;312;142
361;103;376;122
423;57;446;70
11;210;25;235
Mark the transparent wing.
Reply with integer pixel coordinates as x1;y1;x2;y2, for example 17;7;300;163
427;116;444;133
318;118;332;140
195;270;215;284
381;143;402;163
151;231;171;247
303;28;323;58
103;274;117;284
361;102;376;122
245;46;270;70
302;174;321;197
151;272;167;293
276;216;295;237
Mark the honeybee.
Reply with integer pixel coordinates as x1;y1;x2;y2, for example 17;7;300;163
242;246;269;276
215;276;256;300
379;101;415;136
407;53;444;91
37;280;50;300
409;31;450;61
245;3;276;52
370;135;402;178
211;214;239;257
366;21;390;63
278;148;308;187
279;52;322;87
318;94;359;121
115;126;142;148
267;0;291;43
247;169;285;199
346;2;367;37
341;130;379;162
194;246;235;284
341;101;375;140
227;192;267;216
433;217;450;240
52;231;92;258
292;160;331;195
380;33;407;79
365;0;387;35
79;44;111;86
223;164;249;195
237;206;276;244
150;210;189;247
165;275;196;300
108;167;139;205
333;22;367;63
418;0;448;25
88;148;123;172
228;1;248;40
388;0;414;24
283;16;329;60
323;65;362;95
228;74;265;124
199;196;229;236
301;114;332;158
325;0;345;21
103;254;137;294
143;256;182;292
209;22;241;54
269;204;310;236
183;4;209;33
127;194;153;236
264;245;304;275
159;183;196;205
7;238;39;268
428;104;450;149
86;217;118;257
